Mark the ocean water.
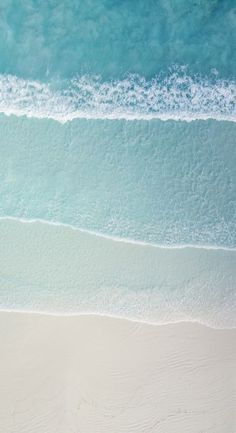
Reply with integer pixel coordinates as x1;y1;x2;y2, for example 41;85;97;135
0;0;235;122
0;0;235;81
0;0;235;326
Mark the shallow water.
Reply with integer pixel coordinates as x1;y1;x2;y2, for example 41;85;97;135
0;115;235;248
0;218;235;328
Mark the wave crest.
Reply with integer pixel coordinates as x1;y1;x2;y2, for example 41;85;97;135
0;71;235;122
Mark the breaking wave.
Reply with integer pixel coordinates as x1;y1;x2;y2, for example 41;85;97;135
0;71;235;122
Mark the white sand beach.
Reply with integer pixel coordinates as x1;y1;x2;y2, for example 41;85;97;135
0;312;235;433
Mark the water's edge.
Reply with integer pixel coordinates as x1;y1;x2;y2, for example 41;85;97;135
1;218;235;329
1;216;235;252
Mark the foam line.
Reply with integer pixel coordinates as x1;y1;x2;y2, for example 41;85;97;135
0;216;235;251
0;72;235;122
0;309;231;331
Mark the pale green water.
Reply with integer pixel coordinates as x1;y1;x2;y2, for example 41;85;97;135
0;115;235;248
0;218;235;328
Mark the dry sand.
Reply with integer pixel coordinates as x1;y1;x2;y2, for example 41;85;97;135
0;312;235;433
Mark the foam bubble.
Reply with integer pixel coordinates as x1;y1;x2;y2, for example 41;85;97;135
0;71;235;122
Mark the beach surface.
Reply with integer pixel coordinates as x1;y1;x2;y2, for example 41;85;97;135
0;312;235;433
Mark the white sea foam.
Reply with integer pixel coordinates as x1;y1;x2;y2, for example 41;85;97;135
0;215;235;251
0;72;235;122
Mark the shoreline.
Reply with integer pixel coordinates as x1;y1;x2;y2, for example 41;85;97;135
1;218;235;329
0;309;235;331
1;215;235;251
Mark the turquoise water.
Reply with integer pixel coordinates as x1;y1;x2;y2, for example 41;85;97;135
0;0;235;121
0;1;235;325
0;0;235;80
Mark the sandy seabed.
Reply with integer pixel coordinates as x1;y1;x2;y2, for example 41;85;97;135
0;312;235;433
